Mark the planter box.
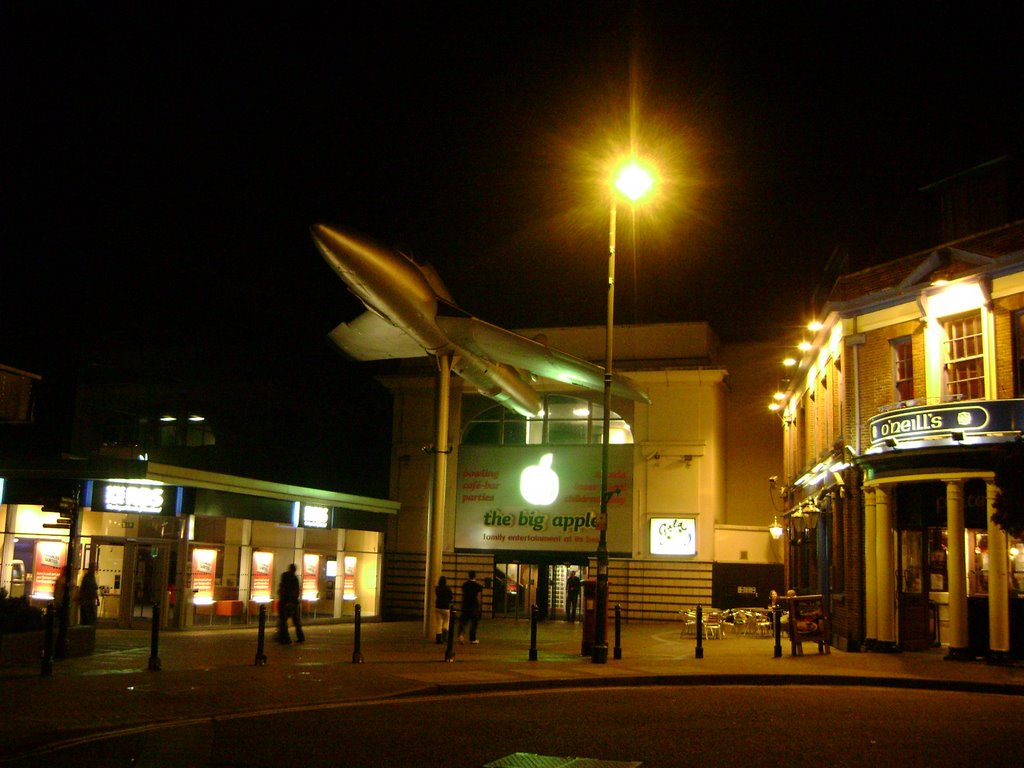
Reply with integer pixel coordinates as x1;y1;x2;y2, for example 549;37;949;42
0;624;96;667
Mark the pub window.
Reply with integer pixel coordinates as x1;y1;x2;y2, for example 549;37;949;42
1014;309;1024;397
943;312;985;401
891;336;914;402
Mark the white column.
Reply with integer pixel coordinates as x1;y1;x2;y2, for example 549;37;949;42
863;487;878;644
424;353;452;638
238;519;253;605
986;480;1010;656
875;485;896;646
945;480;969;656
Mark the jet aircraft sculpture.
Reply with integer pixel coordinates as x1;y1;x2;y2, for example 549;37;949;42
310;223;651;416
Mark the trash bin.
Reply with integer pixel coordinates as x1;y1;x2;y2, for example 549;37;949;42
580;578;608;655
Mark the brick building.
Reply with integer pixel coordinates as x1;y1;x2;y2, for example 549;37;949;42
775;219;1024;658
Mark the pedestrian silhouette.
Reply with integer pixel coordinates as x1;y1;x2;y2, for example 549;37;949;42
277;563;304;643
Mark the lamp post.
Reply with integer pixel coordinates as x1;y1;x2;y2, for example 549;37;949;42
593;160;654;664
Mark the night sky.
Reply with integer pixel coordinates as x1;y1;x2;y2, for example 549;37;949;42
3;3;1023;491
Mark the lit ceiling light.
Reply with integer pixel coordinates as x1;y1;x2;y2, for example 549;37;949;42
573;407;590;417
188;415;206;422
782;357;797;367
807;320;823;332
768;402;781;412
798;341;812;352
773;391;785;401
160;415;177;422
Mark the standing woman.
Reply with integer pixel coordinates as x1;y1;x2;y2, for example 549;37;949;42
434;576;453;643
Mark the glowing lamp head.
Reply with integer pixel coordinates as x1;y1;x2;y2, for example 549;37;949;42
614;160;655;202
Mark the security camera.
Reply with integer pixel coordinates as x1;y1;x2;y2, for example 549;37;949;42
769;475;778;485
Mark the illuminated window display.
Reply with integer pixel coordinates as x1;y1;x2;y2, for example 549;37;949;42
0;465;395;630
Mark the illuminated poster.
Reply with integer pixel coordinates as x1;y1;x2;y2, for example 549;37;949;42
32;540;68;600
650;517;697;556
302;553;319;601
455;445;633;553
251;551;274;602
192;548;218;605
343;555;357;601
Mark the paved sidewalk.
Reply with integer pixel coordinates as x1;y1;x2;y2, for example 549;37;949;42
1;618;1022;759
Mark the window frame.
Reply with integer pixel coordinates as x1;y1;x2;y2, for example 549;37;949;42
890;336;914;403
942;311;985;401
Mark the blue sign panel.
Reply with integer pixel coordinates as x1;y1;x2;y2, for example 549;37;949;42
869;399;1024;445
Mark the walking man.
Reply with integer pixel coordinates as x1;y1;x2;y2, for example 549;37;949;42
566;569;581;623
457;571;483;644
277;563;305;643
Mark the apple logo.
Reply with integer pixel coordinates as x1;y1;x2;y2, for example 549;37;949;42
520;453;560;506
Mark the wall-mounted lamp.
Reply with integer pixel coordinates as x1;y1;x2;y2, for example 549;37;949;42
769;517;785;540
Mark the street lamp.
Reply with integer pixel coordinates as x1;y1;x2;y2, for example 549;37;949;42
593;159;655;664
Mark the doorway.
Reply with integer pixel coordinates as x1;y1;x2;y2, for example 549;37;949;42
90;539;172;628
493;558;589;620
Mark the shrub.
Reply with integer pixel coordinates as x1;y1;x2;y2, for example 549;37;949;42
0;597;44;634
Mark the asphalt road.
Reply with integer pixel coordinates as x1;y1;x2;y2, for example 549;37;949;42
8;685;1022;768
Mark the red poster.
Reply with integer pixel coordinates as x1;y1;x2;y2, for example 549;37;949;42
32;541;67;600
192;548;218;605
251;551;274;602
302;553;319;601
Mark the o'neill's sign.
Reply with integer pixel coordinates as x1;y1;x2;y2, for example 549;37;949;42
869;399;1024;446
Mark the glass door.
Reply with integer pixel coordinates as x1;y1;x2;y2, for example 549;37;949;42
898;529;932;650
126;542;171;628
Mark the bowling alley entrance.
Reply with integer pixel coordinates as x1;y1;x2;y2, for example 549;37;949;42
492;555;590;620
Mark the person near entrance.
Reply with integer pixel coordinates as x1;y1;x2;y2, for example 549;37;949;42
276;563;304;643
457;571;483;644
566;569;581;623
78;564;99;625
434;575;453;644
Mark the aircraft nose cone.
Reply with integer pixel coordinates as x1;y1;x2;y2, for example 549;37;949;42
310;222;335;246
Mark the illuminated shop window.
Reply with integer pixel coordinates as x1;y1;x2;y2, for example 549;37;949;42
943;312;985;401
461;394;633;446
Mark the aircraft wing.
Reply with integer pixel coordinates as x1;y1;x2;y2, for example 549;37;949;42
437;315;651;404
328;311;429;361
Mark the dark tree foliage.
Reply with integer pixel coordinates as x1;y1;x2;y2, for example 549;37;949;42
992;440;1024;538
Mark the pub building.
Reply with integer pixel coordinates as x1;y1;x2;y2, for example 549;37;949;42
774;218;1024;658
0;458;397;629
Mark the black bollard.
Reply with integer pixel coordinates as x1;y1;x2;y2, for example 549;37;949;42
352;603;364;663
148;602;162;671
773;604;783;658
529;604;539;661
254;604;268;666
613;603;622;660
444;607;456;662
40;603;55;677
695;605;704;659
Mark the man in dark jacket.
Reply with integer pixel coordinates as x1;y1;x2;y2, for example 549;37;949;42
457;571;484;644
277;563;304;643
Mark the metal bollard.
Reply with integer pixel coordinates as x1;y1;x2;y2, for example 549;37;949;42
352;603;364;663
40;604;55;677
148;602;162;671
773;604;783;658
613;603;622;660
529;604;539;661
254;604;268;666
695;605;704;659
444;606;456;662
